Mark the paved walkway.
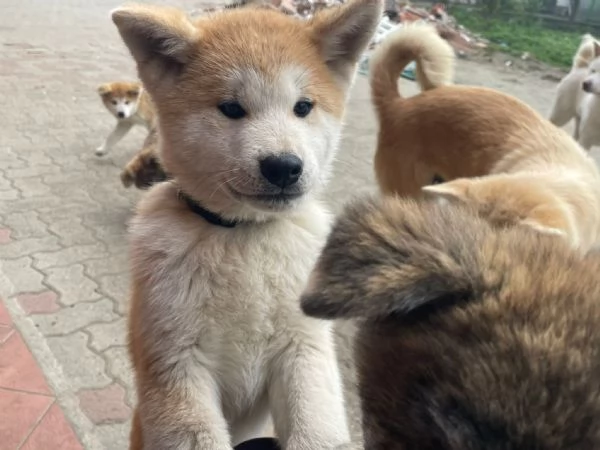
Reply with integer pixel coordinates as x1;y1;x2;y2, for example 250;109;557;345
0;0;586;449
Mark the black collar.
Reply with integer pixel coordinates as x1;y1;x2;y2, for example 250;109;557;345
177;190;239;228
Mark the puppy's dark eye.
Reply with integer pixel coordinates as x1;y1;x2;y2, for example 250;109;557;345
293;99;314;118
111;100;117;105
218;101;247;120
125;101;130;105
432;174;444;184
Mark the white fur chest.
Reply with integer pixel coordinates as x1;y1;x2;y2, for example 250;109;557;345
129;185;333;417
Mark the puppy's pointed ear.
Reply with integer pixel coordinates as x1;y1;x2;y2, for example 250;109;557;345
519;218;567;238
97;83;111;96
310;0;382;84
111;4;199;86
422;178;472;205
301;197;486;322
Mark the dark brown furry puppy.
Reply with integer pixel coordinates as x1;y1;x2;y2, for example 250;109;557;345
302;197;600;450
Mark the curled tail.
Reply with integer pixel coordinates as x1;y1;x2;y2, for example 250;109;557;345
369;22;455;111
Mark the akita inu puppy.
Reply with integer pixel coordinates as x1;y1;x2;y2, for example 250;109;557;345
111;0;381;449
96;81;155;156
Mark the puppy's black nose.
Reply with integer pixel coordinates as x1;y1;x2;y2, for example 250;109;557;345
583;80;592;93
259;154;303;188
117;112;125;118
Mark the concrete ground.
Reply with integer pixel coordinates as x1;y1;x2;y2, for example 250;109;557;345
0;0;594;448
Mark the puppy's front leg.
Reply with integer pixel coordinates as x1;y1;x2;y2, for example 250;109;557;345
137;363;232;450
269;326;350;450
96;121;133;156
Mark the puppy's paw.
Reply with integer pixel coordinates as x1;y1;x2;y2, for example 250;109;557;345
120;169;135;188
121;151;168;190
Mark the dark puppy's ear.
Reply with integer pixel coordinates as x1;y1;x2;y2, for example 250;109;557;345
111;4;199;88
301;197;487;322
309;0;382;84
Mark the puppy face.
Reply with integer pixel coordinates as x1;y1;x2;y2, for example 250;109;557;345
111;1;381;219
98;82;141;120
582;43;600;94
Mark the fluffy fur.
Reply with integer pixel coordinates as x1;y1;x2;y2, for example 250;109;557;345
370;23;600;251
96;81;156;156
111;1;381;449
550;33;600;150
120;126;169;189
302;196;600;449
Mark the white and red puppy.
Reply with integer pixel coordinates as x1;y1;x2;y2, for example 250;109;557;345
111;1;381;449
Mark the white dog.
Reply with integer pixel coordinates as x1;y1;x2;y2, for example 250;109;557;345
550;34;600;150
111;1;381;449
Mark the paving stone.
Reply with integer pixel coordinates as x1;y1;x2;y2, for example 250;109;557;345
47;332;111;391
11;177;52;198
37;201;102;222
47;217;97;246
87;319;127;352
0;228;11;244
84;252;129;279
0;190;19;201
77;383;131;425
0;236;61;259
33;243;107;270
2;211;47;239
5;164;62;179
95;421;130;450
0;172;12;190
0;196;70;215
45;264;101;306
97;273;130;315
0;257;45;297
103;346;135;402
33;298;117;336
17;291;61;315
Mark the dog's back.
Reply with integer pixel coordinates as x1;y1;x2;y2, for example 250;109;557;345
302;197;600;449
368;23;580;198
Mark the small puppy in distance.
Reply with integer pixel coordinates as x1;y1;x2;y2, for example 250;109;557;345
96;81;155;157
302;196;600;450
370;23;600;251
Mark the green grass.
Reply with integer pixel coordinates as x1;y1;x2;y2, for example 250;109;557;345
449;6;582;67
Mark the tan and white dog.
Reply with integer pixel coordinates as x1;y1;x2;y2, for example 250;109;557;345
96;81;155;156
549;34;600;150
370;24;600;252
111;1;380;449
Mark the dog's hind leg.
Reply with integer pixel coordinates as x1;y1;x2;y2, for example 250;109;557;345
96;121;133;156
